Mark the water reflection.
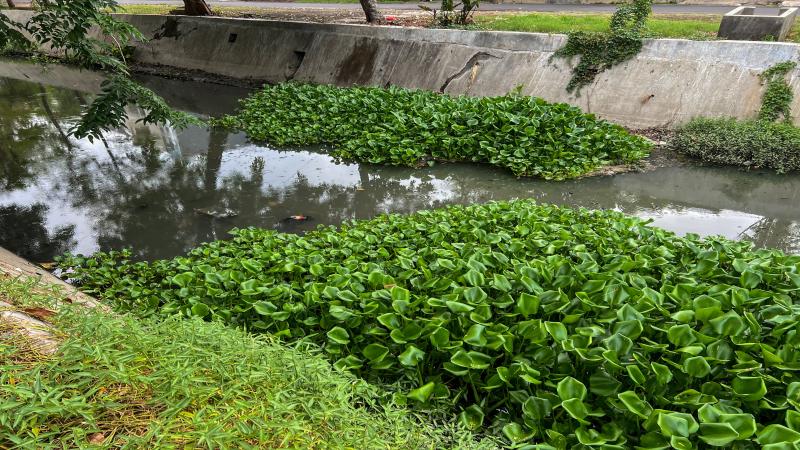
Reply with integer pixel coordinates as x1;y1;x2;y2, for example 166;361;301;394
1;64;799;261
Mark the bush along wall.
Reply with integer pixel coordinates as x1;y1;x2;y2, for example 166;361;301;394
215;83;651;181
57;201;800;447
670;61;800;172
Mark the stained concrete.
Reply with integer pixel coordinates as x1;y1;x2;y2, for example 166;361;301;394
4;11;800;128
718;6;799;41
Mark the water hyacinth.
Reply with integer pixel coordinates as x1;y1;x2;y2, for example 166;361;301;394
215;83;651;180
58;201;800;447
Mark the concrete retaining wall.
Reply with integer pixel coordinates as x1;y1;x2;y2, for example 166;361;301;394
5;11;800;128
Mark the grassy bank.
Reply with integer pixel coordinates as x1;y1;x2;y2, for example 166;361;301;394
57;200;800;447
110;6;800;43
476;12;721;40
670;117;800;173
0;277;493;449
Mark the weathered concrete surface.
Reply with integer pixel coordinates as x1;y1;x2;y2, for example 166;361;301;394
0;246;104;309
718;6;798;41
5;11;800;128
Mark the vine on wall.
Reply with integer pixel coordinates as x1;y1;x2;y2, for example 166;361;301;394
758;61;797;122
553;0;652;94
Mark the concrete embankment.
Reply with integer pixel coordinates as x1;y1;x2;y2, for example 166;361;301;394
4;10;800;127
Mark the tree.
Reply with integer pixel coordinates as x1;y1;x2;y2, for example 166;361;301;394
0;0;198;141
182;0;212;16
358;0;384;24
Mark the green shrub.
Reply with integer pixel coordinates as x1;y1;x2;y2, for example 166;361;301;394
0;278;493;449
670;117;800;173
57;200;800;447
216;83;651;180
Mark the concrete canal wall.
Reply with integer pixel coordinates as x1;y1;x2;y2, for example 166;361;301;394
5;11;800;128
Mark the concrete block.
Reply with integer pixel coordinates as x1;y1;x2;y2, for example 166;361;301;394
718;6;798;41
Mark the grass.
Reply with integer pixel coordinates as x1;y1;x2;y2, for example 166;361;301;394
0;277;496;449
111;6;800;43
476;12;722;40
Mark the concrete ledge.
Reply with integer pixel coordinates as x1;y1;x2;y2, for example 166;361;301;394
718;6;799;41
4;11;800;128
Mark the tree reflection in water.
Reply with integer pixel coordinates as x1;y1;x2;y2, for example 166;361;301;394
1;70;799;261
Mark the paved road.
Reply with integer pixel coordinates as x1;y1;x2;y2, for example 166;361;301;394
117;0;753;14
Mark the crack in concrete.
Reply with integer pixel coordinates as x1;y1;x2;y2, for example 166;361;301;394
439;51;499;93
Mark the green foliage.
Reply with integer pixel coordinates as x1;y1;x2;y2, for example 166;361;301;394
421;0;479;27
0;278;494;449
553;0;652;93
670;117;800;173
759;61;797;122
71;74;202;142
0;0;198;140
57;200;800;447
216;83;650;180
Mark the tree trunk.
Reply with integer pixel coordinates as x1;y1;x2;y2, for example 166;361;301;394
183;0;212;16
5;0;16;9
358;0;384;23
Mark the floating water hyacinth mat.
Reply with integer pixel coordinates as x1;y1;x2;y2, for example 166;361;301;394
58;200;800;447
215;83;651;180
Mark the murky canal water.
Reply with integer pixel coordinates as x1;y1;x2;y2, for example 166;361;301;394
1;61;799;261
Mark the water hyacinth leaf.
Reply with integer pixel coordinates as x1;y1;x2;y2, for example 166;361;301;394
464;287;488;304
398;345;425;367
683;356;712;378
733;376;768;401
191;303;210;318
668;436;693;450
253;301;277;315
326;326;350;345
545;322;568;341
718;413;756;439
429;327;449;348
446;301;474;313
561;398;590;424
698;423;739;446
788;410;800;432
758;425;800;445
407;381;436;403
502;422;535;443
523;396;552;420
589;371;621;396
362;343;389;361
618;391;652;418
651;362;673;385
172;272;194;287
667;324;696;347
464;270;485;287
710;311;747;337
459;404;485;430
657;412;695;438
463;324;488;347
557;377;588;401
516;292;540;317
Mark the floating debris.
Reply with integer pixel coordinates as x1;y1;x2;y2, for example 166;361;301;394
194;208;239;219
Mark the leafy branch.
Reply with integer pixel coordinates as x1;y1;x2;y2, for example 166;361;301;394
0;0;199;141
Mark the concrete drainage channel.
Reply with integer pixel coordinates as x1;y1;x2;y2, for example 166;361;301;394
4;10;800;128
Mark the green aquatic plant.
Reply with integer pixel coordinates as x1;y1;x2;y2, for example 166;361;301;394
216;83;650;181
670;118;800;173
58;200;800;447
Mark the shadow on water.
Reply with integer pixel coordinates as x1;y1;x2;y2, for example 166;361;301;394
0;61;799;261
